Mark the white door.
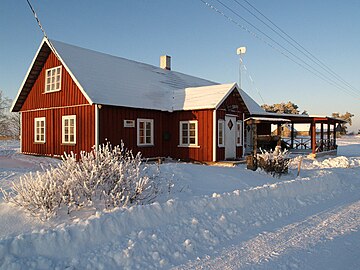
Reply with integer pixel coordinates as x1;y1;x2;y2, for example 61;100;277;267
225;115;236;159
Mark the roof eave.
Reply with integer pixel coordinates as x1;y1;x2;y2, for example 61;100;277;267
10;37;49;112
10;38;94;112
214;82;238;110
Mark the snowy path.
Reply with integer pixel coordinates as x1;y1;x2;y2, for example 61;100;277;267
174;198;360;270
1;137;360;269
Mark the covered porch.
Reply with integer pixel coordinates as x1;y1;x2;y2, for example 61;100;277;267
245;114;346;157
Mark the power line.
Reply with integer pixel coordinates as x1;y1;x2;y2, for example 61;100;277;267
212;0;360;99
199;0;360;99
26;0;48;39
25;0;60;60
242;63;265;104
237;0;360;97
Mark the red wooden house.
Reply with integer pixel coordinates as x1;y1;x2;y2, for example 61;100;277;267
11;38;266;162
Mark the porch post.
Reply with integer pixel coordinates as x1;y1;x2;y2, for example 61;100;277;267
320;123;324;151
311;121;316;154
253;124;258;155
333;123;337;147
290;122;294;149
277;123;281;136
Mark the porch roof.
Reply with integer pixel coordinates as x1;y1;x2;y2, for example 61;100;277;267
250;112;346;124
244;117;290;124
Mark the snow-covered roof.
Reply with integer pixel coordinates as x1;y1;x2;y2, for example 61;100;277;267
172;83;238;111
245;117;290;123
238;89;267;115
50;40;219;111
11;38;267;114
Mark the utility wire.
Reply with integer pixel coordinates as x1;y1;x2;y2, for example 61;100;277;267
213;0;360;99
242;63;265;104
238;0;360;97
199;0;360;99
26;0;48;39
26;0;60;59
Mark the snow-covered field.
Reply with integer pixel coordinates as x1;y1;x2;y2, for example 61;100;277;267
1;136;360;269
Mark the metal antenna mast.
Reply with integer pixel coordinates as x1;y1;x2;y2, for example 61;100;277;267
236;47;246;89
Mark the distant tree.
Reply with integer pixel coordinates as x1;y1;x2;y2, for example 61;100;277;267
0;90;19;138
261;101;307;115
332;112;354;135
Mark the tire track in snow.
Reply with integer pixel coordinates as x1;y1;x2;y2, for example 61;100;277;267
173;200;360;270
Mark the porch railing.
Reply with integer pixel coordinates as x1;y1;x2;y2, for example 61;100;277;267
282;137;336;153
316;139;336;153
282;137;311;150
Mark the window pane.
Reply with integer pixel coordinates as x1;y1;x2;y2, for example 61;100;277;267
70;135;74;142
189;138;195;144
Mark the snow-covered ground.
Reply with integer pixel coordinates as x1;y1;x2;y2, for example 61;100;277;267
0;136;360;269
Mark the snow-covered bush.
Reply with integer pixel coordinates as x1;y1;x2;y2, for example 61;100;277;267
256;147;291;177
1;143;155;220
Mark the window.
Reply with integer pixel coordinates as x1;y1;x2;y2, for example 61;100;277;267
45;66;62;92
236;120;243;146
34;117;46;143
218;119;225;147
62;115;76;144
137;119;154;146
179;121;198;147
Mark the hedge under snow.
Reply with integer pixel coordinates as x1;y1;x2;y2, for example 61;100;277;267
1;143;156;220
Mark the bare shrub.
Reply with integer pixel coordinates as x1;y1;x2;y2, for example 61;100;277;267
1;143;155;220
256;147;291;177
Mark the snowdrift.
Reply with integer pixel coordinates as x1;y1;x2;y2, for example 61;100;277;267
0;169;354;270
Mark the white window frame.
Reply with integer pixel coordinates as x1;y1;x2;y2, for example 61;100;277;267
137;119;154;146
62;115;76;144
218;119;225;147
179;120;198;147
45;65;62;93
34;117;46;143
236;120;243;146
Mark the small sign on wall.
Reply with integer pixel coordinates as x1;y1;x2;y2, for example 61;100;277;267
124;120;135;128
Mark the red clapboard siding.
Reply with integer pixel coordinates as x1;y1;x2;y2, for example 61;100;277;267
21;52;89;111
98;105;165;158
99;106;214;162
216;89;246;160
21;105;95;157
165;110;213;162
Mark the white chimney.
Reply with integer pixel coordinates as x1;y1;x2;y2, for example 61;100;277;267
160;55;171;70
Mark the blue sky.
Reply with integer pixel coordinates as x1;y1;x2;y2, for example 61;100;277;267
1;0;359;132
